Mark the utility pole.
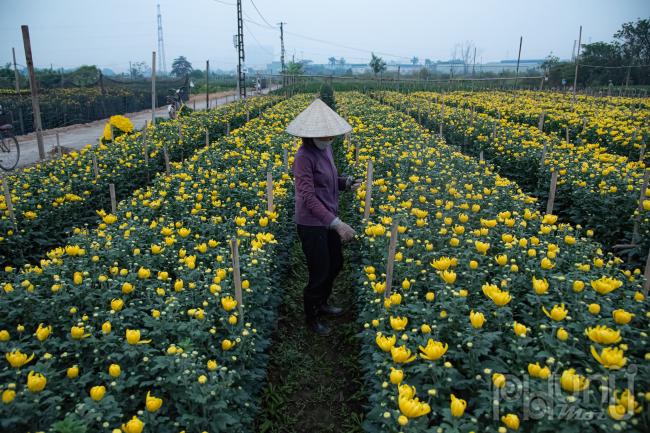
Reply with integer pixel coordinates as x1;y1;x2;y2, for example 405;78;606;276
572;25;582;102
12;47;25;135
21;25;45;160
514;36;522;90
278;22;286;73
236;0;246;99
157;4;167;75
278;22;286;90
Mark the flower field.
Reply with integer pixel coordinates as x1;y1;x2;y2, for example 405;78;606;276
336;92;649;432
0;95;280;268
374;91;649;264
0;94;310;432
1;90;648;433
424;90;649;161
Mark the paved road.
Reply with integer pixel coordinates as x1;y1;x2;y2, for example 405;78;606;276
13;87;276;169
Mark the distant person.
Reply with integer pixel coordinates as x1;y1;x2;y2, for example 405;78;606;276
286;99;361;336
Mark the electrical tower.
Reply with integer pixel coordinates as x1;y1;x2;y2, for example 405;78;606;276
236;0;246;98
157;4;167;75
277;22;286;73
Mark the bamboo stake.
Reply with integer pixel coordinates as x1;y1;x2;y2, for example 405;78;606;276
354;140;360;165
538;111;546;131
643;248;650;296
226;122;230;135
384;218;400;298
142;121;149;165
109;183;116;214
479;150;484;163
363;160;373;220
639;143;646;163
633;170;649;241
205;129;209;147
266;171;273;213
2;178;16;229
546;171;558;215
163;144;171;175
230;237;243;319
92;153;99;178
283;147;288;171
565;126;570;144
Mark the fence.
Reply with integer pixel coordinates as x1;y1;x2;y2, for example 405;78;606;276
0;75;192;135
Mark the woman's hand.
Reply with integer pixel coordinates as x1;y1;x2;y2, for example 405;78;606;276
332;220;356;242
350;178;363;190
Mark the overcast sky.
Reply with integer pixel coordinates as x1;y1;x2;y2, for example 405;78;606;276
1;0;648;72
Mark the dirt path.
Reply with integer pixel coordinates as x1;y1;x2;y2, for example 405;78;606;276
13;87;278;169
255;239;365;433
256;136;364;433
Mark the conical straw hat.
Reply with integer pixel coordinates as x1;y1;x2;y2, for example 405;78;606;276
285;98;352;137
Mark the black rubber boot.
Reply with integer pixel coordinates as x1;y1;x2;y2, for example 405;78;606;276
318;304;344;317
306;319;332;336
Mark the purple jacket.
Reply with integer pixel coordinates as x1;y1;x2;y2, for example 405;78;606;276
293;141;348;226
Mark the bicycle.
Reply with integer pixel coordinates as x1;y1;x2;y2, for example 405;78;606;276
0;105;20;171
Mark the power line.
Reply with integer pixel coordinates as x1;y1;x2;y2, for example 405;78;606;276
284;29;410;60
243;20;274;57
248;0;276;29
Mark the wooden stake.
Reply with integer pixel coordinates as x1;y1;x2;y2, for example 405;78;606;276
92;153;99;178
633;170;649;241
283;147;288;171
163;144;171;175
643;248;650;296
479;150;484;162
538;111;546;131
354;140;360;165
109;183;116;214
230;237;243;319
546;171;558;215
565;126;570;144
384;218;400;298
21;25;45;160
2;178;16;229
246;110;250;122
205;60;209;110
540;142;548;169
363;160;373;220
151;51;156;125
266;171;273;213
205;129;209;147
226;122;230;135
142;121;149;165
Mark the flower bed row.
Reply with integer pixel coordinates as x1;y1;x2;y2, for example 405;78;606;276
0;94;311;432
428;90;650;161
336;92;648;432
0;96;281;268
374;91;649;265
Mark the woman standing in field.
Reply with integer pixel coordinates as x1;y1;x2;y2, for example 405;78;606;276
286;99;360;336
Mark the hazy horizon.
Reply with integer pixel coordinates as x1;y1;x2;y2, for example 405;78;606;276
1;0;648;73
